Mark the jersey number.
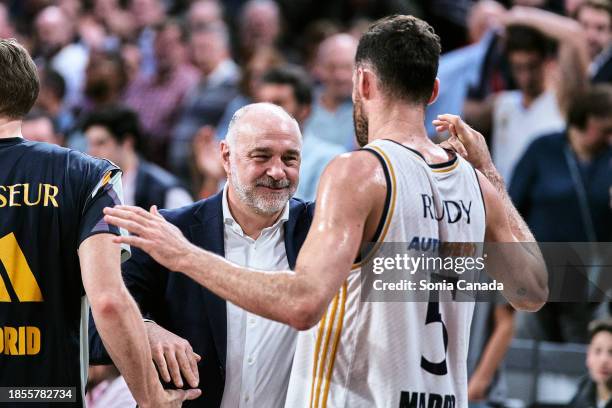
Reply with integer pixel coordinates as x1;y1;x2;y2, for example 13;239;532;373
0;232;43;302
420;273;455;376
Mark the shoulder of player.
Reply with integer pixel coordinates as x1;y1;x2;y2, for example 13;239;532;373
321;149;384;184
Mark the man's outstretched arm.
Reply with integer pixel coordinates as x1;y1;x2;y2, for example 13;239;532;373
80;234;201;407
434;114;548;311
103;151;385;330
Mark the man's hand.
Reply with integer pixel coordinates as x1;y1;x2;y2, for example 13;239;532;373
151;388;202;407
103;205;195;272
146;322;201;389
433;114;493;172
467;372;491;402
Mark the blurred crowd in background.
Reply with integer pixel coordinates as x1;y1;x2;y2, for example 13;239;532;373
1;0;611;406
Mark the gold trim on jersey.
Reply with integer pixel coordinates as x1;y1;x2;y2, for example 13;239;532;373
321;282;348;407
431;159;460;173
351;145;397;270
309;281;348;408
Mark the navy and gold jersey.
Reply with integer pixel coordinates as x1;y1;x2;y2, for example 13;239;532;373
0;137;126;406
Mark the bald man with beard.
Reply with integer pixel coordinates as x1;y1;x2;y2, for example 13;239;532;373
90;103;315;408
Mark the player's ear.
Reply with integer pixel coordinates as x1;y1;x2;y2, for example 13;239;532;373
427;78;440;106
359;68;373;100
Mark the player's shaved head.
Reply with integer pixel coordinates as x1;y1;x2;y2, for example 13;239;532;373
225;102;302;150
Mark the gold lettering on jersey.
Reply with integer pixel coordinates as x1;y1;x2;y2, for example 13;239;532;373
0;233;44;302
0;326;41;355
0;184;59;208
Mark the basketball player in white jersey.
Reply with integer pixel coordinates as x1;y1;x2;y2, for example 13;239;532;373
104;15;548;408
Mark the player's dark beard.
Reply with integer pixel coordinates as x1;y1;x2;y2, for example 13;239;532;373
353;96;369;148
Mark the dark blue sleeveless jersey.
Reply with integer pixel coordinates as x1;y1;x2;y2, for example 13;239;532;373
0;137;125;406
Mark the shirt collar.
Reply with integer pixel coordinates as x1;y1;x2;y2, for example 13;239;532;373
222;183;290;230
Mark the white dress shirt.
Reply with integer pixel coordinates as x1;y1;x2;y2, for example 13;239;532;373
220;186;298;408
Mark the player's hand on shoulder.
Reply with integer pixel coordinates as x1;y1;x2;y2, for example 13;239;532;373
145;321;201;389
433;114;493;172
103;205;196;272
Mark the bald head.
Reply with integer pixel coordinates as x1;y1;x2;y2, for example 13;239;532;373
188;0;223;30
317;33;357;100
36;6;73;50
222;103;301;216
226;102;301;149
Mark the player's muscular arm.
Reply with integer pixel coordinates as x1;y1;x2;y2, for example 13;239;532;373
434;114;548;311
103;151;385;330
477;171;547;310
80;235;199;407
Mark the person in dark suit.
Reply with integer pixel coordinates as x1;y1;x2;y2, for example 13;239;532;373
83;105;193;210
574;0;612;83
90;102;314;407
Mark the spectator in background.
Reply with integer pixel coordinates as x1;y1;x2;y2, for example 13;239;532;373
35;68;74;135
34;5;88;106
305;33;357;150
170;22;240;185
510;85;612;343
238;0;282;62
83;50;128;110
467;303;515;408
0;3;15;38
575;0;612;83
569;318;612;408
84;106;193;210
130;0;165;76
188;0;223;31
256;65;344;201
21;110;64;146
466;7;589;183
120;41;142;83
215;46;286;141
427;0;510;137
124;18;199;167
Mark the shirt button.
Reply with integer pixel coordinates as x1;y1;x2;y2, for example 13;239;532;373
248;317;256;326
247;356;254;365
244;395;250;402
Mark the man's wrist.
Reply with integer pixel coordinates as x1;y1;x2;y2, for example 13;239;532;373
177;242;198;276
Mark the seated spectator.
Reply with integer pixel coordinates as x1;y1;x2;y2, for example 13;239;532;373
170;22;239;184
84;105;193;210
21;110;64;146
510;85;612;343
464;7;589;182
569;318;612;408
305;33;357;150
574;0;612;83
124;18;199;167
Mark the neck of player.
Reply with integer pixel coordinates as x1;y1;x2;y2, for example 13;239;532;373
0;119;22;139
367;102;451;163
226;185;283;240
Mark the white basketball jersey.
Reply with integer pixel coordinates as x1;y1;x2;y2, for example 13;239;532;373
285;139;486;408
